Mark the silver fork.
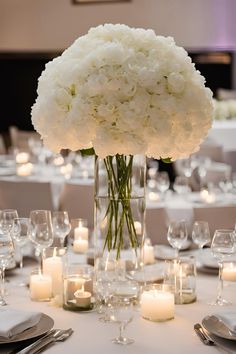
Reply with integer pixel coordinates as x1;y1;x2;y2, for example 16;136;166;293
16;328;73;354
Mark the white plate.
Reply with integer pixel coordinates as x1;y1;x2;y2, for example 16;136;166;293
197;248;218;269
154;241;192;261
202;315;236;341
129;263;165;283
0;313;54;344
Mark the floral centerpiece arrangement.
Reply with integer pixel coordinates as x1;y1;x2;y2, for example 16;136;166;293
31;24;213;260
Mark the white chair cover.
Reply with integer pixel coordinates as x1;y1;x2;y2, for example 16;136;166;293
59;182;94;228
9;126;40;151
0;180;54;217
145;207;169;245
193;205;236;238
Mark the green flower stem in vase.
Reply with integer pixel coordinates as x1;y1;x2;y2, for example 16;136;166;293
95;154;146;267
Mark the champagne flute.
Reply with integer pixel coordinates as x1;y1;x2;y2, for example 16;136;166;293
28;210;53;271
192;221;211;250
52;211;71;247
167;220;188;258
210;229;236;306
0;231;14;306
12;218;29;286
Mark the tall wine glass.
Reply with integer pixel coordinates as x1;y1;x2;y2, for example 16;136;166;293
167;220;188;258
12;218;29;286
0;231;14;306
0;209;19;233
192;221;211;249
210;229;236;306
28;210;53;271
52;211;71;247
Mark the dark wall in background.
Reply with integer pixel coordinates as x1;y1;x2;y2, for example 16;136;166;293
0;50;234;133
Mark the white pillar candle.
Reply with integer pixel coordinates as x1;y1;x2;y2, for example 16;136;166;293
16;152;30;164
143;244;155;265
43;255;63;296
141;289;174;321
73;238;88;253
222;263;236;282
134;221;142;235
30;274;52;301
74;226;89;240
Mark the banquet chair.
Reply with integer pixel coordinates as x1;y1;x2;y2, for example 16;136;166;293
59;182;94;228
145;207;169;245
223;150;236;173
9;126;40;151
0;135;6;154
217;88;236;100
0;180;54;217
194;139;224;163
193;205;236;238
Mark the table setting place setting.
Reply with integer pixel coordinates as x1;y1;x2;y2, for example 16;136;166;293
0;205;235;353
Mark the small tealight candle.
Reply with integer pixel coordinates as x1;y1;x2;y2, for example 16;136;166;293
74;287;91;308
141;286;174;322
222;263;236;282
73;238;89;253
30;272;52;301
16;152;30;164
16;163;33;177
143;244;155;265
43;249;63;296
74;226;89;240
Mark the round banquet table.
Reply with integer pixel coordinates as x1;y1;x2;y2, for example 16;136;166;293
2;259;236;354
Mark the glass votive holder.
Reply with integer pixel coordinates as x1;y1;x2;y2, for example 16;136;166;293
222;262;236;282
140;284;174;322
29;268;52;302
164;256;197;304
63;263;94;311
42;247;67;298
69;219;89;254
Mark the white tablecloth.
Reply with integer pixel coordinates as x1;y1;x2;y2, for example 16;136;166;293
3;260;236;354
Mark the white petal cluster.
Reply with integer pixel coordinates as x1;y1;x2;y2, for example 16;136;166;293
213;99;236;120
31;24;213;160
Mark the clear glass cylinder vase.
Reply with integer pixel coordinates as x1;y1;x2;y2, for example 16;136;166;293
94;154;146;274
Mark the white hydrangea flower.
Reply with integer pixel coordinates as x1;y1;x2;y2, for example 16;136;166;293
31;23;213;160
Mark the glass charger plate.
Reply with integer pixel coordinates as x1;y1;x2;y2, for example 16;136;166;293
202;315;236;341
0;313;54;344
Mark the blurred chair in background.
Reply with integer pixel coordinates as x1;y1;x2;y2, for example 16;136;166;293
193;205;236;238
0;180;54;217
0;135;6;154
9;126;40;151
59;182;94;228
145;207;169;245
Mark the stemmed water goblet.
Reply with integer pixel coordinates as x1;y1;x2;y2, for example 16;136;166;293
12;218;29;286
167;220;188;258
156;171;170;200
210;229;236;306
110;280;139;345
0;231;14;306
192;221;211;250
52;211;71;247
28;210;54;272
95;258;117;322
0;209;19;233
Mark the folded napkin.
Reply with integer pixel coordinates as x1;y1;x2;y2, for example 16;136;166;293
0;308;42;339
213;311;236;332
